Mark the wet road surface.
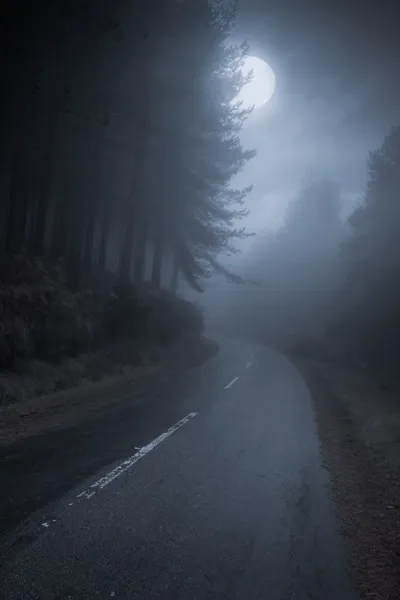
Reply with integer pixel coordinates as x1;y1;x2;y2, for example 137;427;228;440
0;336;357;599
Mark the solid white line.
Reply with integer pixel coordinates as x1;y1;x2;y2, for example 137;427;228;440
224;376;239;390
77;412;198;501
246;361;252;369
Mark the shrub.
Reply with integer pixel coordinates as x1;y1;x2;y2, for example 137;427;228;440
103;284;149;340
0;253;100;367
0;253;204;371
138;291;204;345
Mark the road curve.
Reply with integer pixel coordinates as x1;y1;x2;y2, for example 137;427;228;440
0;335;357;599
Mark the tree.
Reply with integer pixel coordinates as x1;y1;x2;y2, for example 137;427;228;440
340;126;400;358
1;0;255;294
146;0;255;290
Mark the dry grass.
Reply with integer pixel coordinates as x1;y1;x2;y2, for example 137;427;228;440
0;364;162;445
0;340;163;406
0;335;218;446
326;365;400;477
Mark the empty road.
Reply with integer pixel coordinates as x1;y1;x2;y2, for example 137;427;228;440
0;336;357;599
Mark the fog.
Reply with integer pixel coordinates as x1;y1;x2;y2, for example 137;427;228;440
235;0;400;230
194;1;400;367
2;0;400;369
2;4;400;596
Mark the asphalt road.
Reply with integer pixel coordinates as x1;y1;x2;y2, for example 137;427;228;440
0;336;357;599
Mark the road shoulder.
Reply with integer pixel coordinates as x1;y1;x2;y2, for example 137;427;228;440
0;336;218;447
0;336;218;545
294;356;400;600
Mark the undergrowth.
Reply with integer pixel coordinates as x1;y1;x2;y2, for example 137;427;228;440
0;253;204;405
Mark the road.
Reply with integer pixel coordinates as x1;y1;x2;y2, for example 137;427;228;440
0;336;357;599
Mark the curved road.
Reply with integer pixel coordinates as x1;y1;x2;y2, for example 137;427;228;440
0;336;357;599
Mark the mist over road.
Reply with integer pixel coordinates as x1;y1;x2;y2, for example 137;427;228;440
0;336;356;599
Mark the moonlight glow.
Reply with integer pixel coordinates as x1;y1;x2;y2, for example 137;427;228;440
236;56;276;109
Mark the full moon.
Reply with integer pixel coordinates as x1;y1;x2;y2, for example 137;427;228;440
236;56;276;109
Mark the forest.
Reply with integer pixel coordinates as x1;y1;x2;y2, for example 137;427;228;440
0;0;254;387
227;125;400;370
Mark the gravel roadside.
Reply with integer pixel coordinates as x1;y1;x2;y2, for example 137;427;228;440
295;357;400;600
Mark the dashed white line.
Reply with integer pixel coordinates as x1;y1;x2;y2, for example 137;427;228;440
76;412;198;501
224;376;239;390
246;361;253;369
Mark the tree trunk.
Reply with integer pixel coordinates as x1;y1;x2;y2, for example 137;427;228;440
6;143;29;253
67;195;84;289
118;205;135;282
27;197;38;253
50;181;71;259
98;202;112;270
133;216;148;284
170;252;179;294
151;228;163;289
33;143;53;256
83;202;96;272
118;159;141;281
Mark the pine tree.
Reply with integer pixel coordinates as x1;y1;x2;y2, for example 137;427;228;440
146;0;255;290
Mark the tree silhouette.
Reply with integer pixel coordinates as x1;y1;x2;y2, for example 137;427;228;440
1;0;254;292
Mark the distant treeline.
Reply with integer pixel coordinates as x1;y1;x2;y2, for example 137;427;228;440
228;125;400;365
336;125;400;362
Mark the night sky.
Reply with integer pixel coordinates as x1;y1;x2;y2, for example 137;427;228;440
233;0;400;231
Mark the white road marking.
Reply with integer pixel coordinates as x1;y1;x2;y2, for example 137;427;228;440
246;361;252;369
42;522;49;528
224;376;239;390
76;412;198;501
